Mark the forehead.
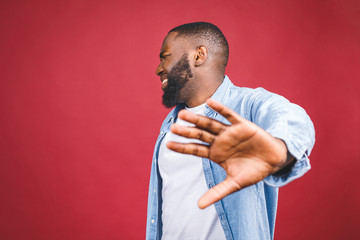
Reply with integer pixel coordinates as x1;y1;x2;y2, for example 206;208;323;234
160;32;186;53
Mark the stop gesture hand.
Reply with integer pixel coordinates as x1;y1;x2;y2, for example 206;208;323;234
167;99;293;209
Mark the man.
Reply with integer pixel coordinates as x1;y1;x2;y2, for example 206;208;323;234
146;22;315;240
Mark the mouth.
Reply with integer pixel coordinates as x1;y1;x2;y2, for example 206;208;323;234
161;78;168;90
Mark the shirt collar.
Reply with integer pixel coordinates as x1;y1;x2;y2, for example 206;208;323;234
209;75;231;104
205;75;232;116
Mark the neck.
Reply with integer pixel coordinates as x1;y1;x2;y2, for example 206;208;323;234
185;74;224;108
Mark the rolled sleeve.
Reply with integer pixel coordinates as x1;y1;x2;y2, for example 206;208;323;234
264;138;312;187
250;88;315;187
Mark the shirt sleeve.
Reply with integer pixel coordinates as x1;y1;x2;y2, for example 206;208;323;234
248;88;315;187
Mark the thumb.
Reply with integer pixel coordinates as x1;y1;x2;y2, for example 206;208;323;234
198;178;241;209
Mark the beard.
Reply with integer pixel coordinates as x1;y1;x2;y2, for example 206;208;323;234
162;54;193;108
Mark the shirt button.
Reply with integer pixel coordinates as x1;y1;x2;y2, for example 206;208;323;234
160;131;164;135
154;188;156;193
151;219;155;224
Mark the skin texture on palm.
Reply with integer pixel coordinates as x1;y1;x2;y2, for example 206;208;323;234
167;99;292;209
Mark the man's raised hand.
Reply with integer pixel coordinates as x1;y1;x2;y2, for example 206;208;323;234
166;99;293;209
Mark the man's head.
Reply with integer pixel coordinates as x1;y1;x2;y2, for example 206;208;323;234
156;22;229;108
168;22;229;68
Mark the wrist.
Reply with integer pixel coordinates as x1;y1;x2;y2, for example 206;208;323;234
273;138;296;175
274;138;289;167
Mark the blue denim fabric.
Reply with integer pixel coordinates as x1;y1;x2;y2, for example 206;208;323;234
146;76;315;240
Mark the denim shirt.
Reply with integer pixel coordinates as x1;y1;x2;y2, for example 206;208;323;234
146;76;315;240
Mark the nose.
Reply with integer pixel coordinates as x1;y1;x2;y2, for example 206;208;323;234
156;62;164;76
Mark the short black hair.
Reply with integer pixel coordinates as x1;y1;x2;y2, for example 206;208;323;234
169;22;229;67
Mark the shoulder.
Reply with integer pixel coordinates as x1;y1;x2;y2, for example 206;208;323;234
224;84;290;120
229;84;287;102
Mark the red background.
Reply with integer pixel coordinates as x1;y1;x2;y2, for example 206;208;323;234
1;0;359;239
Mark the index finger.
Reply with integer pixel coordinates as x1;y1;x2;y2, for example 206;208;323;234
178;110;227;135
206;99;243;124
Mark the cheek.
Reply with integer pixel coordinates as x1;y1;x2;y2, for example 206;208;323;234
165;55;179;72
163;62;171;71
164;59;176;72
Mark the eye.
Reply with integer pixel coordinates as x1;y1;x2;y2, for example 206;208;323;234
162;54;171;59
160;53;171;62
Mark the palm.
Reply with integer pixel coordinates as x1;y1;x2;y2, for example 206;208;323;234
167;99;288;209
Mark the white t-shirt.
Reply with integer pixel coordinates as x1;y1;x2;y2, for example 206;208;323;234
158;103;226;240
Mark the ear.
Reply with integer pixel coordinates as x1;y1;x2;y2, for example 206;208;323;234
193;45;208;66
